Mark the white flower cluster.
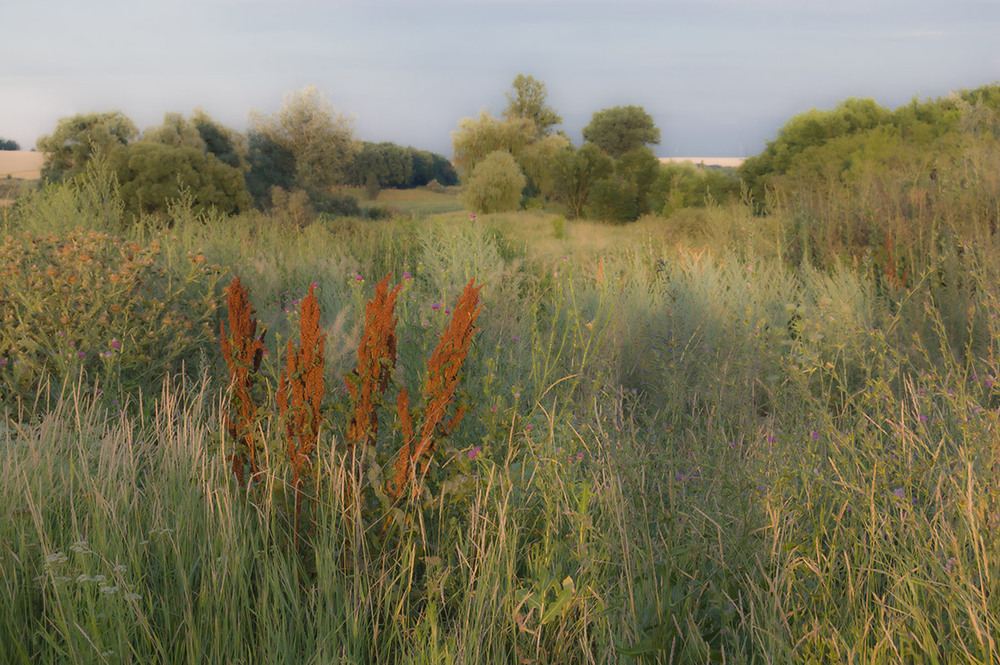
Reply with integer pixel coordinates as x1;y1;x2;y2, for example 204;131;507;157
32;540;141;601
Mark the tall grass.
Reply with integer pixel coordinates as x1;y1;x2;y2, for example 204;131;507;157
6;167;1000;662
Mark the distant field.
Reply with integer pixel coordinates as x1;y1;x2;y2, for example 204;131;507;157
0;151;45;179
356;186;466;217
660;156;745;168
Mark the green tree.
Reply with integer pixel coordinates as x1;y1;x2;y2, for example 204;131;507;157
348;143;456;189
546;143;613;218
37;111;138;182
191;109;249;170
246;132;296;207
141;112;207;150
582;105;660;158
112;142;251;218
739;97;893;210
0;138;19;151
461;150;526;214
452;111;536;173
588;147;659;223
503;74;562;136
411;149;458;187
650;162;741;216
248;86;361;193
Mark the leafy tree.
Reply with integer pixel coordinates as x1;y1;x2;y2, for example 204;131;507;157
248;86;360;193
452;109;568;203
739;97;894;210
582;105;660;158
111;142;251;218
503;74;562;136
650;162;741;216
192;109;248;170
410;149;458;187
452;111;536;173
461;150;526;214
0;138;19;151
587;147;659;223
546;143;613;218
141;112;207;150
37;111;138;182
347;142;456;189
517;133;570;199
246;132;296;208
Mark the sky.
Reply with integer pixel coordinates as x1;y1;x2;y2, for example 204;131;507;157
2;0;999;158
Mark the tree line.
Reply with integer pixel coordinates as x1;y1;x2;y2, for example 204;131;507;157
30;87;456;221
17;78;998;227
452;74;742;223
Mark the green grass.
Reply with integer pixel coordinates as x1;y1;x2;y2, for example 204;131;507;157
5;180;1000;663
357;187;467;218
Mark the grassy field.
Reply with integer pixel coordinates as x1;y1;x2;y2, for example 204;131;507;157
4;181;1000;664
358;187;467;217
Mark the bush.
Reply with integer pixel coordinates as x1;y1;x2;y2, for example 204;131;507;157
112;142;252;219
461;150;526;214
310;190;362;218
0;229;224;417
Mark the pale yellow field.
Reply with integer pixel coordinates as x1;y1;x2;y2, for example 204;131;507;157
659;156;744;168
0;151;45;179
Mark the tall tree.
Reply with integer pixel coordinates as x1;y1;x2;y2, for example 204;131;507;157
141;112;207;150
191;109;249;170
503;74;562;137
248;86;360;192
546;143;613;219
37;111;138;182
582;105;660;159
451;111;536;173
0;138;19;151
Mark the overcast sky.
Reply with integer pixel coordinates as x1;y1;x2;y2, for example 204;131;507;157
2;0;998;157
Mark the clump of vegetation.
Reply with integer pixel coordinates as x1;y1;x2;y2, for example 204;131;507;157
0;228;222;417
461;150;527;214
219;276;268;485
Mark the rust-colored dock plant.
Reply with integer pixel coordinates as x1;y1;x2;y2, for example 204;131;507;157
277;284;326;538
391;278;482;500
345;276;402;455
220;276;267;486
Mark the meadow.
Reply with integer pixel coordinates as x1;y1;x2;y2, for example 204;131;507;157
3;166;1000;664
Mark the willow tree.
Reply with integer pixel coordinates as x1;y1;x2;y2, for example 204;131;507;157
37;111;138;183
248;86;361;193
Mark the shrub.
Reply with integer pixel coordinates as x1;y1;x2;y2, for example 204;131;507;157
461;150;526;214
0;229;223;417
309;190;362;218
